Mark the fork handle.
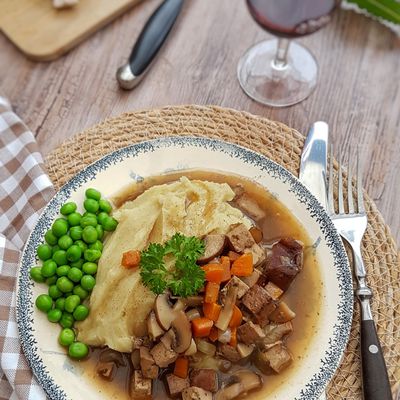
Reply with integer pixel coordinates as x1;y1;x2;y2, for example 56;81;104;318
361;317;392;400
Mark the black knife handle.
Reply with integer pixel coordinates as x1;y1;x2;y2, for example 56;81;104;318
361;319;392;400
130;0;183;76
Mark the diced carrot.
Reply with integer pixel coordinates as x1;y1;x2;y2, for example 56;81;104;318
220;256;231;282
231;253;253;277
121;250;141;268
203;302;222;322
228;251;240;262
201;264;225;283
204;282;220;304
192;317;214;338
229;327;237;347
209;326;219;342
174;357;189;379
229;305;243;328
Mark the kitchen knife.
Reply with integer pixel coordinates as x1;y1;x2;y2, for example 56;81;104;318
299;121;329;210
116;0;183;90
299;121;329;400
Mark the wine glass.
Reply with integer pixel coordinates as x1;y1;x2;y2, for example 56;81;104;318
238;0;339;107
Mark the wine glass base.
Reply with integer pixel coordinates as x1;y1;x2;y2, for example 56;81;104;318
237;39;318;107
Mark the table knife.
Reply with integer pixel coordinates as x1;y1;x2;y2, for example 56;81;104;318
116;0;183;90
299;121;329;400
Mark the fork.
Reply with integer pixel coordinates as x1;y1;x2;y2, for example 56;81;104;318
327;148;392;400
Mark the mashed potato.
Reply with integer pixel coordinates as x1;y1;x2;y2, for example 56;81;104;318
77;177;249;352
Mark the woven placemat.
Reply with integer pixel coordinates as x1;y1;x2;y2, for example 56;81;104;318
45;105;400;400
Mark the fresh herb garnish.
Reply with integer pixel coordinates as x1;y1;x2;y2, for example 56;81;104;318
140;233;205;297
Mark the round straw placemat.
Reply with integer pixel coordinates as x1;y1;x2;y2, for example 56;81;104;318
45;105;400;400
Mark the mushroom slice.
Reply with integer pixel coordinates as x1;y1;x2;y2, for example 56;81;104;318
147;311;164;340
96;361;115;381
268;301;296;323
171;310;192;353
154;293;176;330
184;338;197;356
232;370;262;392
197;234;227;263
215;383;242;400
237;343;255;358
215;283;239;331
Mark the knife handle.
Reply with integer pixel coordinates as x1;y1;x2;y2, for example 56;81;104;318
361;316;392;400
117;0;183;89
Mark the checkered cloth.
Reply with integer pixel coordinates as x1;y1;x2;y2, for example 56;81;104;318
0;96;54;400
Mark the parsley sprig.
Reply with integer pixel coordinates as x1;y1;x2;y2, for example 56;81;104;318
140;233;205;297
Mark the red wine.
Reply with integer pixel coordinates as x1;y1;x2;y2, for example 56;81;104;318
247;0;338;38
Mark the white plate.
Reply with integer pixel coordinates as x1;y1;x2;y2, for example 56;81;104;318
17;136;353;400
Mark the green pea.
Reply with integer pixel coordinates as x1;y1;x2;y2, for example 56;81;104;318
95;225;104;240
48;284;63;299
64;294;81;313
44;230;58;246
55;297;65;311
82;262;97;275
99;199;112;214
46;276;58;286
60;202;77;216
73;305;89;321
68;267;83;283
97;212;108;225
83;212;97;218
56;265;70;277
73;285;89;300
59;312;74;329
84;198;99;214
102;216;118;232
68;342;89;360
66;245;82;262
80;215;97;228
47;308;62;323
59;328;75;347
52;245;60;255
82;226;98;244
58;235;73;250
84;249;101;262
81;275;96;291
89;240;103;252
67;212;82;227
57;276;74;293
30;267;45;283
52;250;67;266
52;218;69;237
35;294;53;312
37;244;52;261
69;226;83;241
41;260;57;278
70;259;84;269
74;240;87;253
85;188;101;201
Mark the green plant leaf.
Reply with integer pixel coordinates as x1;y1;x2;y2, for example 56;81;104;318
346;0;400;24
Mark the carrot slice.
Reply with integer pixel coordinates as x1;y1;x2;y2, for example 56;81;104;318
121;250;141;268
229;305;243;328
192;317;214;338
220;256;231;282
209;326;219;342
229;327;237;347
202;264;225;283
174;357;189;379
231;253;253;277
203;302;222;322
204;281;220;304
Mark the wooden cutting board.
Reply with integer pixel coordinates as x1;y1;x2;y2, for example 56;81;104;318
0;0;143;61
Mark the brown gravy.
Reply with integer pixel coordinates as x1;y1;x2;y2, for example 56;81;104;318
80;169;323;399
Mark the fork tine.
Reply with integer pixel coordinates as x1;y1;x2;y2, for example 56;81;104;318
327;145;335;214
357;152;365;213
338;150;345;214
347;150;354;213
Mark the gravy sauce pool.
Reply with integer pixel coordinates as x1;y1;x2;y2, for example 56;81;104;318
80;170;323;399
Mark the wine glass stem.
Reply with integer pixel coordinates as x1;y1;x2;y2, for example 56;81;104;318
272;38;291;70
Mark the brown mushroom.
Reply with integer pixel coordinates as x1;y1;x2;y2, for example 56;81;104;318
215;283;239;331
268;301;296;323
147;311;165;340
233;370;262;392
197;234;227;263
154;293;176;330
171;310;192;353
237;343;255;359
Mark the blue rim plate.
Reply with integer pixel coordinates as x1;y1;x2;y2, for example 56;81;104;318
16;136;353;400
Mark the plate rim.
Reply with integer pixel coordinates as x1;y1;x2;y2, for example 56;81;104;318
16;135;353;400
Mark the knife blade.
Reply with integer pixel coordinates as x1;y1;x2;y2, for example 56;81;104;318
299;121;329;210
299;121;329;400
